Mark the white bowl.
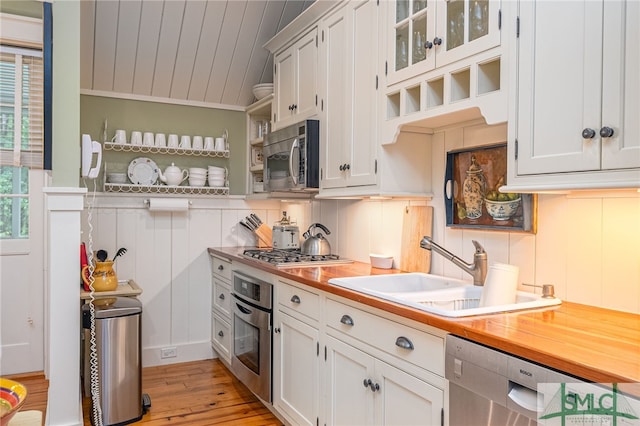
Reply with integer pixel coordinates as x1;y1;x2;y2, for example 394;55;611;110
484;197;521;220
370;254;393;269
208;177;226;187
252;83;273;100
189;167;207;175
189;178;206;187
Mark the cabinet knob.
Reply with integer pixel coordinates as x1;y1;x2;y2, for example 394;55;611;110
600;126;615;138
274;327;281;334
424;40;433;50
218;330;224;337
339;164;344;171
363;379;380;392
293;104;297;110
395;336;415;350
290;295;301;304
433;37;442;46
340;314;354;326
345;164;350;171
582;128;596;139
217;265;224;271
219;293;225;300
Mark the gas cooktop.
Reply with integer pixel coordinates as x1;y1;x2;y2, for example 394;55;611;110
242;249;353;268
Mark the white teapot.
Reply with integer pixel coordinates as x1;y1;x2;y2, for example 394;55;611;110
158;163;189;186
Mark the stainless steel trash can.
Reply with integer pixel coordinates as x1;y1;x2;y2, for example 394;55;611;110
82;297;143;426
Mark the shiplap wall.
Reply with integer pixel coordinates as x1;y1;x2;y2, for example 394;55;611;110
81;196;282;366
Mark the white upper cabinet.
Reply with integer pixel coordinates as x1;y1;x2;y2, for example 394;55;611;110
320;0;378;191
387;0;501;86
273;28;318;129
507;0;640;191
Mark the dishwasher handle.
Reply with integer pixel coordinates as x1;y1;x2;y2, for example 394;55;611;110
508;382;539;413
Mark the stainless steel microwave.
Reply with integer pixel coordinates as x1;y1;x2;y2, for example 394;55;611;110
263;119;319;192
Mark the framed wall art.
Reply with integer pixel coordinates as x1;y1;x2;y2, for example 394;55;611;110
444;143;537;233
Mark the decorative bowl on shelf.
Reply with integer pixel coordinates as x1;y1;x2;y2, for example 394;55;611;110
0;378;28;423
252;83;273;100
484;196;521;220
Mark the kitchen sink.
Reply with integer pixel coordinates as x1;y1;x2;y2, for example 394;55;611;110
328;273;562;317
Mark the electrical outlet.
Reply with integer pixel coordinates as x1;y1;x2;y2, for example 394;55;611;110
161;347;177;359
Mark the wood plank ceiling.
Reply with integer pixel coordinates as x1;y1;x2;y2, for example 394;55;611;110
80;0;314;109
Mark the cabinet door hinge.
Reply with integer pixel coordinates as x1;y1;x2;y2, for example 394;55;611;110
385;61;388;76
516;16;520;38
273;112;276;123
375;75;378;90
317;341;319;356
441;408;444;426
316;417;319;426
515;139;519;160
315;94;318;106
374;159;378;174
320;168;323;180
322;30;324;43
321;99;324;111
324;345;327;361
498;9;502;30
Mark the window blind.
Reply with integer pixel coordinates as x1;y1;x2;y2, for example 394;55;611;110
0;47;44;169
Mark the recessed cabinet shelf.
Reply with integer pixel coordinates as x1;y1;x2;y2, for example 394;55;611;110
384;57;503;122
104;183;229;196
103;142;229;158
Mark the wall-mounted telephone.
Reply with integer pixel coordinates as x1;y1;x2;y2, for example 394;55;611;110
81;134;102;179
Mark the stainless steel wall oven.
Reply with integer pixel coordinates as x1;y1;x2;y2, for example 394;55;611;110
231;271;273;402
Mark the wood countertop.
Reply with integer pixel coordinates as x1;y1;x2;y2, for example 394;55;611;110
208;247;640;395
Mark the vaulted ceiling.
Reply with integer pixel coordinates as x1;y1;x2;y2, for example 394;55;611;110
80;0;314;109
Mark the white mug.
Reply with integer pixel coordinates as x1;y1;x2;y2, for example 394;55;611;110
204;137;215;151
131;131;143;145
168;134;179;148
111;129;126;144
215;137;226;151
155;133;166;147
180;135;191;149
143;132;154;146
193;135;204;150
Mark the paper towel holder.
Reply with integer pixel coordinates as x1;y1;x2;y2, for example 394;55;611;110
144;198;192;208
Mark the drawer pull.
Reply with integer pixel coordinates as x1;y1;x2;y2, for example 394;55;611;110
290;295;301;304
395;336;414;350
217;265;224;271
219;293;225;300
340;314;354;326
218;330;224;337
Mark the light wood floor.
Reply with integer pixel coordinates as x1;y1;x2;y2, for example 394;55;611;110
11;359;283;425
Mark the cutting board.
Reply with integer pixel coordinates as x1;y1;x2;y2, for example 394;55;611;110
400;206;433;273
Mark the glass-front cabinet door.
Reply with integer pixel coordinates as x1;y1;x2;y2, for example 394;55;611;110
387;0;501;86
390;0;436;84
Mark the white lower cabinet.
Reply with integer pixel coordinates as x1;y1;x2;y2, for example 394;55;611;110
273;311;320;426
209;254;233;365
273;279;322;426
325;336;444;426
251;275;447;426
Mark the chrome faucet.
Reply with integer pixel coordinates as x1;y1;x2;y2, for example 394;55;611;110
419;236;487;286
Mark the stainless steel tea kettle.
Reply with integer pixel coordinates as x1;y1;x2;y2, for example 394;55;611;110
301;223;332;255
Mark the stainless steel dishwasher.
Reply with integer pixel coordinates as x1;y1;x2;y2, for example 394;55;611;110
445;335;591;426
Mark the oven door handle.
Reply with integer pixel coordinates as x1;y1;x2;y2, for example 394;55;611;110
236;303;252;315
289;138;299;186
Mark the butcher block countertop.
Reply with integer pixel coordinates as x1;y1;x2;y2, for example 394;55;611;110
209;247;640;395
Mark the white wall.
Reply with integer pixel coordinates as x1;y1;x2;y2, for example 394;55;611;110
81;196;281;367
309;122;640;314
